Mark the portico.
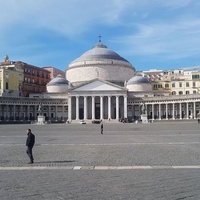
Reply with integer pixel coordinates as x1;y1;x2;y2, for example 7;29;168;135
67;79;128;122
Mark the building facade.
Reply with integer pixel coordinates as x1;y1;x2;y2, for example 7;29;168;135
42;66;65;80
21;62;51;97
1;41;200;123
0;57;24;97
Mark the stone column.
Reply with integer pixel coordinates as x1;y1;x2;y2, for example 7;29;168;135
68;96;72;122
159;104;161;120
92;96;95;120
193;102;196;119
116;96;119;120
35;105;37;120
62;106;64;121
84;96;87;120
0;105;1;121
20;105;23;121
76;96;79;120
6;105;8;121
108;96;111;120
186;102;189;119
48;106;51;121
152;104;154;120
124;95;127;118
55;106;57;121
166;104;168;120
179;103;182;119
172;103;175;120
13;105;16;121
100;96;104;120
27;105;30;121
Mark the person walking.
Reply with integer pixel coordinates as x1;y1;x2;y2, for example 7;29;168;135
101;122;103;135
26;129;35;164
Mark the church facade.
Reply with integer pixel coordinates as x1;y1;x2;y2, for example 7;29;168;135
0;40;200;123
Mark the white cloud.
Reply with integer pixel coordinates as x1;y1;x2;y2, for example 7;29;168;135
0;0;135;37
0;0;200;68
112;18;200;60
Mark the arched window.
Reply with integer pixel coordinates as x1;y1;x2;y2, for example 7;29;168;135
193;90;197;94
186;91;190;94
172;91;176;95
179;91;183;95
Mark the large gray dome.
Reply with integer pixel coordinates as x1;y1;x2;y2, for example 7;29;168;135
66;40;135;86
70;42;130;64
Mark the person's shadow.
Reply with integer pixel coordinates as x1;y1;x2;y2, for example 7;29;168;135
35;160;75;164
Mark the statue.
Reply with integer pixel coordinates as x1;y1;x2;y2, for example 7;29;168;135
4;55;9;62
38;104;43;116
141;103;147;115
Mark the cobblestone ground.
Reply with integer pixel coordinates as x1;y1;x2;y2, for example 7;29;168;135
0;121;200;200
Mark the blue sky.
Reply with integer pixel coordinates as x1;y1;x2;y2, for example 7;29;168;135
0;0;200;72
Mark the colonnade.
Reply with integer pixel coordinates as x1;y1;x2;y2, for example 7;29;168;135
1;97;200;123
129;101;199;120
0;104;67;122
68;95;127;121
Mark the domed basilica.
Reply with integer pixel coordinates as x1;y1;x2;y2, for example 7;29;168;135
45;39;164;122
1;39;198;123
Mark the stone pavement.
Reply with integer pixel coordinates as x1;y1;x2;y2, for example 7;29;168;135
0;121;200;199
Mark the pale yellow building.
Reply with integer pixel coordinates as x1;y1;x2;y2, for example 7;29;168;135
0;57;24;97
151;80;171;95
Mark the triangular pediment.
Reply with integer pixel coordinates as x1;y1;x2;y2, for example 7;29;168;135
72;79;125;92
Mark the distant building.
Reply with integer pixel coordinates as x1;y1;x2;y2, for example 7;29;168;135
19;62;50;97
42;66;65;80
2;41;200;123
0;56;51;97
0;56;23;97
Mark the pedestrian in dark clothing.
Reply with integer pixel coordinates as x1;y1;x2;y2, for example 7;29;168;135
26;129;35;164
101;122;103;135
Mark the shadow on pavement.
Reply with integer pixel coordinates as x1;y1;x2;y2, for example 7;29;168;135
35;160;76;164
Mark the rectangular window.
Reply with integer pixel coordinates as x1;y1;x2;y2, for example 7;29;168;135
193;82;196;87
186;82;189;87
158;84;162;88
179;82;182;87
172;83;175;87
153;85;157;90
165;83;169;88
192;75;200;79
6;82;8;89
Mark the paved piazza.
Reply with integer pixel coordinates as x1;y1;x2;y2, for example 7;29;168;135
1;121;200;200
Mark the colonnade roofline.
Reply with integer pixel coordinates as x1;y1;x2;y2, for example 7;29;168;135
141;94;200;101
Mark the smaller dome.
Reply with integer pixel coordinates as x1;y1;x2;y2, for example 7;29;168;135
47;75;68;93
127;75;151;92
127;75;149;85
47;75;68;86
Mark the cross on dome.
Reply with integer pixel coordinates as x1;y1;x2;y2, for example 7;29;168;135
98;35;102;42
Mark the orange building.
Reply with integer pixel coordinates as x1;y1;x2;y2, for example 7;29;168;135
18;62;51;97
42;66;65;80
